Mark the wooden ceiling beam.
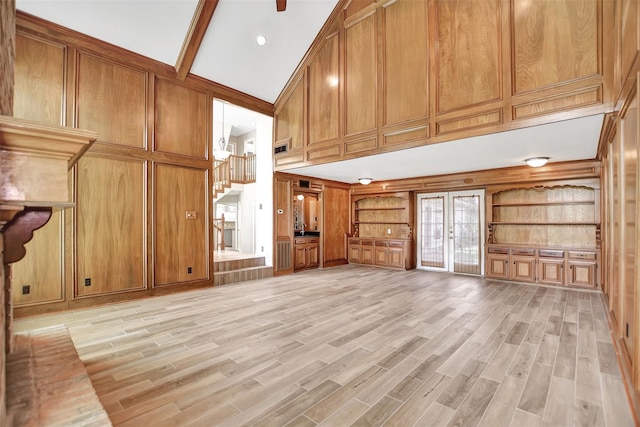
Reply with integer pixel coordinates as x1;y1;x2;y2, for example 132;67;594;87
175;0;219;81
276;0;287;12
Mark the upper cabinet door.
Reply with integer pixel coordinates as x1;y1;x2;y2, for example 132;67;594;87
434;0;502;114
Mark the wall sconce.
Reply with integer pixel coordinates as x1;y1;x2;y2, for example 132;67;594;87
296;194;304;201
524;157;549;167
358;178;373;185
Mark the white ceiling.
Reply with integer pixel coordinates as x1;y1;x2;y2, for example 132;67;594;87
15;0;605;184
16;0;339;104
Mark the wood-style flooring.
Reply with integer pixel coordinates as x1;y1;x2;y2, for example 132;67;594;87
14;265;635;426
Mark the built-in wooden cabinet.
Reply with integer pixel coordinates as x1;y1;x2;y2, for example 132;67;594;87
294;237;319;271
486;245;598;288
349;192;415;270
486;180;600;288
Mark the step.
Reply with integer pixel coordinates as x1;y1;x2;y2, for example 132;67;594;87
214;265;273;286
214;255;265;273
6;325;112;427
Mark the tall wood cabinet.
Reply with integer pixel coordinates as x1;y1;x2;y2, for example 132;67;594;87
348;192;415;270
485;180;600;288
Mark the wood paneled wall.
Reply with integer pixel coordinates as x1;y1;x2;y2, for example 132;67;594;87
274;0;614;170
9;12;271;317
0;0;15;423
599;0;640;419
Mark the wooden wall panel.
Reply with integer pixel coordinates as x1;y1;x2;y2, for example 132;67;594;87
275;78;304;150
345;13;377;136
611;126;622;326
13;34;64;125
323;186;350;264
308;33;340;145
344;0;376;20
435;0;501;112
154;78;208;158
619;0;638;88
622;93;637;359
512;0;598;94
76;156;146;296
274;176;292;239
155;164;208;286
0;0;15;117
76;53;147;148
11;211;64;306
383;0;428;127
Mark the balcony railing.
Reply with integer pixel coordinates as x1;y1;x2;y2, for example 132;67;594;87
213;153;256;197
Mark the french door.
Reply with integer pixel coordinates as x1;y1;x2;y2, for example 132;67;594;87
417;190;484;275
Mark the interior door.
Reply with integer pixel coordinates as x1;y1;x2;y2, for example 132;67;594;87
417;190;484;275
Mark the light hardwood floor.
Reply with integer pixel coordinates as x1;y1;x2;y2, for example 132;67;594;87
14;265;635;426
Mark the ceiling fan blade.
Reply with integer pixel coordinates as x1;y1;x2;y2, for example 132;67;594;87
276;0;286;12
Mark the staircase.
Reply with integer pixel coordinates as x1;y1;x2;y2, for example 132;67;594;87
214;254;273;286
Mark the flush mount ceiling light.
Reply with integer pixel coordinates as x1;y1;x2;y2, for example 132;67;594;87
524;157;550;167
256;35;267;46
358;178;373;185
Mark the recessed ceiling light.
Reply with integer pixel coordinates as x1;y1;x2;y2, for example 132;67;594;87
256;35;267;46
524;157;550;167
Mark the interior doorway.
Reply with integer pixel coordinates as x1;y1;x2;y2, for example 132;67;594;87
417;190;485;275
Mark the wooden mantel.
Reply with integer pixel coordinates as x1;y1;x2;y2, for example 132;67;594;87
0;115;97;217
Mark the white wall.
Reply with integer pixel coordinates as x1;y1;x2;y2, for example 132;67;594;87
255;114;273;266
239;184;256;254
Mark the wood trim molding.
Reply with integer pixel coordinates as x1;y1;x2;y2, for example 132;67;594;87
349;160;601;195
175;0;220;81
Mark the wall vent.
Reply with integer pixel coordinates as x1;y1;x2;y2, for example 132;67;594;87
274;145;288;154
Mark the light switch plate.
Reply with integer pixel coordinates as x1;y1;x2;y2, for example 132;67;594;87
186;211;197;220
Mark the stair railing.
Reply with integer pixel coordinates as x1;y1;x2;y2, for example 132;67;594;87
213;154;257;198
213;213;225;251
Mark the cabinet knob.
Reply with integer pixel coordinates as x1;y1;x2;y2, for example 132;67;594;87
505;259;508;264
570;265;573;269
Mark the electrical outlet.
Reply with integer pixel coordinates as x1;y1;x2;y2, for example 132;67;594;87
84;278;91;286
387;228;392;234
188;267;193;274
261;246;264;252
22;285;30;295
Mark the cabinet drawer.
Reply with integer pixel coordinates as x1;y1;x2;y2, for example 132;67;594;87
388;241;404;248
348;238;360;245
361;240;374;246
512;248;535;256
307;238;319;244
568;251;596;260
294;238;306;245
539;249;564;258
488;247;509;254
375;241;389;247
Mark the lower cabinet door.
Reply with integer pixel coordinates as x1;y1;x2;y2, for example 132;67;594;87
348;244;361;263
374;247;388;266
538;258;564;286
294;246;307;270
486;254;509;279
308;245;319;267
567;261;596;288
361;246;374;264
510;256;536;282
387;247;404;268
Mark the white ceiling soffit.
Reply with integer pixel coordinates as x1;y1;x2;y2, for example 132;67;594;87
191;0;339;103
16;0;199;66
284;114;605;184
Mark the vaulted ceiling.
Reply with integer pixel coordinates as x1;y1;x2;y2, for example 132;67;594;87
16;0;339;104
15;0;604;183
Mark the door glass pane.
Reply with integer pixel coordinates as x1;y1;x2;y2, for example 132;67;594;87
452;195;481;274
420;196;445;268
